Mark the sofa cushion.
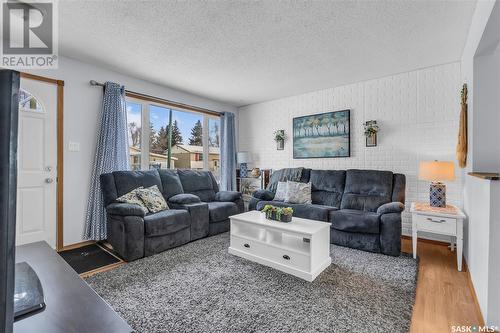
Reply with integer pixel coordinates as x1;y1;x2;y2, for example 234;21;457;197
310;170;346;207
340;169;393;212
100;173;118;206
143;209;190;237
177;169;217;202
113;170;163;198
207;201;239;222
377;202;405;215
392;173;406;204
106;202;146;217
266;168;304;192
168;193;201;204
252;189;274;201
158;169;184;199
330;209;381;234
214;191;242;202
255;200;337;222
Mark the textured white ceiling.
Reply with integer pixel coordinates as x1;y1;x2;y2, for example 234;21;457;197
59;1;476;106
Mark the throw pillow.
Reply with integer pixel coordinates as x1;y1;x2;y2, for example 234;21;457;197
273;181;288;201
285;181;312;204
116;187;149;214
137;185;169;213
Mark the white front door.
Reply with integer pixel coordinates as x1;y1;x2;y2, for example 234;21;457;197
16;77;57;248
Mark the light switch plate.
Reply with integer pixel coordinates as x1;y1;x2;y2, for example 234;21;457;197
68;142;80;152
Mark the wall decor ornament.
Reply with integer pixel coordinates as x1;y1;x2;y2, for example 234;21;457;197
364;120;379;147
274;130;285;150
237;151;251;178
456;84;468;168
250;167;261;178
293;110;350;158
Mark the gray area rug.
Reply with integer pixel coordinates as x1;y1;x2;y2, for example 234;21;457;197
86;233;418;333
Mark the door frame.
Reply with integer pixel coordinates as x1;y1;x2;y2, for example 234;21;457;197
20;72;64;251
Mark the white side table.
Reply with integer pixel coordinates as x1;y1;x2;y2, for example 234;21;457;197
410;202;466;271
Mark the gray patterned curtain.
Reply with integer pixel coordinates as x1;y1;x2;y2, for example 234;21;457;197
84;82;129;240
220;112;237;191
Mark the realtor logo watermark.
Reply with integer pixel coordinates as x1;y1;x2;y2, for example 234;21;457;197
1;0;58;69
451;325;499;332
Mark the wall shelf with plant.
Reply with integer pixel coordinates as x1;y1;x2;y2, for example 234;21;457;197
364;121;379;147
274;130;286;150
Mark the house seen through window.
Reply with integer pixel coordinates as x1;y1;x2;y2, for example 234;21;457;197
126;100;221;183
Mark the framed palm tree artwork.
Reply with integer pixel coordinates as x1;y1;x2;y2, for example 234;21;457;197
293;109;350;158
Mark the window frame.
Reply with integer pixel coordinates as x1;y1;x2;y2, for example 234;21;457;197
125;96;220;172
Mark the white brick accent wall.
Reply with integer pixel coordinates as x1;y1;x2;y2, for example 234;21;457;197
238;62;462;237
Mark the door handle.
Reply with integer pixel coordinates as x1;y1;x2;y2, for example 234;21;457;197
45;166;52;172
45;178;54;184
243;243;250;248
283;255;290;260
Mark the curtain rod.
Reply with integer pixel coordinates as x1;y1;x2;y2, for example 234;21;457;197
89;80;221;117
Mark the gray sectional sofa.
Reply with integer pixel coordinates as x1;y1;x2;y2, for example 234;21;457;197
100;169;244;261
250;168;406;256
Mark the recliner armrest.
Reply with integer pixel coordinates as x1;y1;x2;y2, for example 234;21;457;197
215;191;242;202
168;201;207;210
252;189;274;201
168;193;201;204
377;202;405;215
106;202;146;217
168;202;209;240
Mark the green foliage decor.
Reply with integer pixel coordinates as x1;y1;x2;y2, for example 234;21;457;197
261;204;293;222
274;130;286;142
364;121;379;137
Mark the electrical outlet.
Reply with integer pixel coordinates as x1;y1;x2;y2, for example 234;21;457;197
68;142;80;152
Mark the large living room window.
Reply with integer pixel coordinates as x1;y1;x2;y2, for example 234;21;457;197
126;101;142;170
125;98;221;180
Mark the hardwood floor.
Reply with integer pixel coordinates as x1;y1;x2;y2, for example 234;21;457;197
402;238;484;333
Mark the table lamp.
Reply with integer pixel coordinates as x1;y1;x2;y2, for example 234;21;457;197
237;152;251;178
418;161;455;207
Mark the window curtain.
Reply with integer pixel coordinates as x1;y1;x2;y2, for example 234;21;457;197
220;112;237;191
84;82;129;240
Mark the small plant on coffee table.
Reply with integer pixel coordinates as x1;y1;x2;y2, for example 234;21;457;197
261;205;294;222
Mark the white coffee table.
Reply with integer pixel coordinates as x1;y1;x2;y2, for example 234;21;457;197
228;211;331;282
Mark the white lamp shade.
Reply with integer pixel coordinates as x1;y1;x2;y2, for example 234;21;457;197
418;161;455;182
237;152;251;164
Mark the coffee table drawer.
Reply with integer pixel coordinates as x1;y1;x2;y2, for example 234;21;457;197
230;235;269;257
416;214;456;235
230;235;311;272
269;250;310;272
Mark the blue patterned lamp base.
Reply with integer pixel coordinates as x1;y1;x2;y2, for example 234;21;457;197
429;182;446;207
240;163;248;178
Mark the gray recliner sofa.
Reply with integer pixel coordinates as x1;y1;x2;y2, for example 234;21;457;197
250;168;405;256
100;169;244;261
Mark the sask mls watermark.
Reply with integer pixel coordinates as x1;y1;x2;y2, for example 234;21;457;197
1;0;58;69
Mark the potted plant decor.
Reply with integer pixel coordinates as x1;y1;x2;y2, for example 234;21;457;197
274;130;286;150
261;205;293;223
364;121;379;147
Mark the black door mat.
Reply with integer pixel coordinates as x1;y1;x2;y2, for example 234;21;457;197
59;243;121;274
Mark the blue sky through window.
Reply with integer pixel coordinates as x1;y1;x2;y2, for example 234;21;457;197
150;105;203;144
127;102;219;147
